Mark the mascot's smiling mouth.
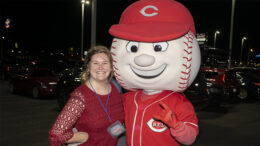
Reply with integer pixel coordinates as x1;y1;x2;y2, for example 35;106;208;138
130;64;167;79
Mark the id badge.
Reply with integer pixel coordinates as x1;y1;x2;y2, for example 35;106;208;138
107;120;125;138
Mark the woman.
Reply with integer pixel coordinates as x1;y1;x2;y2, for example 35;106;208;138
49;45;125;146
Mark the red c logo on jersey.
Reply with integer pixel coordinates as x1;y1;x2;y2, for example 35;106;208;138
147;118;167;132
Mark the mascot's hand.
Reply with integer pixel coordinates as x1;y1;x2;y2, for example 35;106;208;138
153;101;182;130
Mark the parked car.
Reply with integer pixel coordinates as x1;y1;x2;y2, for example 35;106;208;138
55;66;83;109
8;67;59;98
200;67;238;101
184;71;208;108
200;67;260;102
0;59;23;80
224;67;260;100
184;70;225;111
200;67;226;85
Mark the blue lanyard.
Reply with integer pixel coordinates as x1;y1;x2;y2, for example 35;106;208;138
89;79;112;122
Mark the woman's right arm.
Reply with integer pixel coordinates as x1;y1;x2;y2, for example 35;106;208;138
48;91;87;146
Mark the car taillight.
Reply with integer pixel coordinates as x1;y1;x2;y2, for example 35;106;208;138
222;73;226;82
254;82;260;86
6;66;10;71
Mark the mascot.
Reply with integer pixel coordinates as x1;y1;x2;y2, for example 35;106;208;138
109;0;201;145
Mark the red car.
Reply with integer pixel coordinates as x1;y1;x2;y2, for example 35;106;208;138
200;67;226;85
8;68;58;98
200;67;260;101
200;67;238;101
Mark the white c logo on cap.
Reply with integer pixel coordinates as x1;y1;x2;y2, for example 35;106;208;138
140;5;158;17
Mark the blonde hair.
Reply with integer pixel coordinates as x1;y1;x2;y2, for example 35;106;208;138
80;45;113;83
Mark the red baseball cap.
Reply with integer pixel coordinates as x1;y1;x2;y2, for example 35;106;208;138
109;0;196;42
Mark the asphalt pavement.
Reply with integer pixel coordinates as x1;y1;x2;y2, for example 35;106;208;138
192;99;260;146
1;80;260;146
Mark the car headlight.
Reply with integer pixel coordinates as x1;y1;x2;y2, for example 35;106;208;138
49;82;57;88
49;82;57;85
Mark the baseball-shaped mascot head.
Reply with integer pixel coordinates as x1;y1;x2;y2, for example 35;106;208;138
109;0;201;93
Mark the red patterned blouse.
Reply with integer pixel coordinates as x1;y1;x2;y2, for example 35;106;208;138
48;83;125;146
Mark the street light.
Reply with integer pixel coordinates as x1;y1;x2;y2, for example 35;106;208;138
239;36;247;65
213;30;220;49
81;0;90;60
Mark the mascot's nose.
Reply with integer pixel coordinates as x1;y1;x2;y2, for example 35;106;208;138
134;54;155;67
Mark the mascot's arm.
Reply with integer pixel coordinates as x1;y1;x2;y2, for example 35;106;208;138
153;101;197;145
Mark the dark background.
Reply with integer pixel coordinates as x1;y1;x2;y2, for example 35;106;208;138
1;0;260;61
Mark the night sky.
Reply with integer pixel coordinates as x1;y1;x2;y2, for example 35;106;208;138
1;0;260;61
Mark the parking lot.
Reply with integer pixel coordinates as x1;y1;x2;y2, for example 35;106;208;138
1;80;260;146
0;80;58;146
193;99;260;146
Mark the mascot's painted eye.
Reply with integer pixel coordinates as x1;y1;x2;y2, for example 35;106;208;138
153;42;168;52
126;41;139;53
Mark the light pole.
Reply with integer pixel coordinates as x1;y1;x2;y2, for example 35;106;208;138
90;0;97;47
228;0;236;69
81;0;90;60
239;36;247;65
214;30;220;49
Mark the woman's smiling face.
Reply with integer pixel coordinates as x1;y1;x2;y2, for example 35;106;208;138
89;53;112;82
